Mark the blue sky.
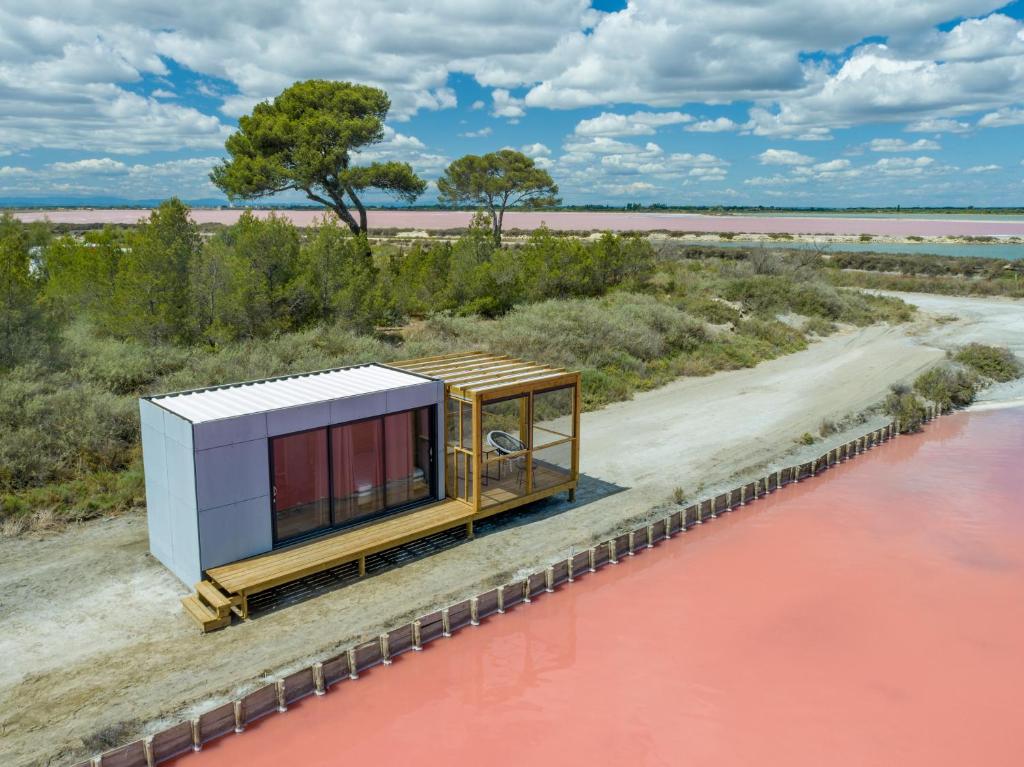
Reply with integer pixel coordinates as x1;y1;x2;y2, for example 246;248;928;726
1;1;1023;207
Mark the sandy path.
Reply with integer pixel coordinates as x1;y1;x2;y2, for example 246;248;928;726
11;209;1024;237
1;293;1020;766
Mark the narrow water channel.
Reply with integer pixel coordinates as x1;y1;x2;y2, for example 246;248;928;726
177;407;1024;766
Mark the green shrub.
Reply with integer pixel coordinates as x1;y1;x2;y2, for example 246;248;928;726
952;343;1022;382
885;387;927;433
913;365;979;409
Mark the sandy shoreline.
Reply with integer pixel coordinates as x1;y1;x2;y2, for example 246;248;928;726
1;291;1022;766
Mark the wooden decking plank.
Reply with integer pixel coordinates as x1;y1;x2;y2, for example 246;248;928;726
207;499;474;596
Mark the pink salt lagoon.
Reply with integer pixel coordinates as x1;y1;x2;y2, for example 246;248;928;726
174;407;1024;766
12;208;1024;237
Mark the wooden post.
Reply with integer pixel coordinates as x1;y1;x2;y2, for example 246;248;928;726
627;531;635;556
471;394;483;512
380;633;392;664
545;566;555;592
233;700;245;733
497;586;505;613
664;515;673;540
470;596;480;625
523;578;532;603
441;607;452;636
191;718;202;751
647;524;655;549
276;679;287;712
358;556;366;577
589;547;597;572
740;484;746;506
91;757;101;767
144;736;155;767
313;662;325;695
347;648;359;679
776;468;782;488
608;539;618;564
466;520;474;539
412;620;423;650
696;502;703;524
566;551;575;582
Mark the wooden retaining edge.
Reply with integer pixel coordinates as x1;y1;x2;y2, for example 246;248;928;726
75;415;939;767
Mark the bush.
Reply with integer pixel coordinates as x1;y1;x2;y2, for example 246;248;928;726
913;365;979;409
952;343;1022;382
885;387;927;433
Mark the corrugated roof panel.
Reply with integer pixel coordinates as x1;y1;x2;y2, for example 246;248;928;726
150;364;433;423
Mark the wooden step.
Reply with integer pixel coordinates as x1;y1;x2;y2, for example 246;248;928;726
195;580;232;618
181;594;230;633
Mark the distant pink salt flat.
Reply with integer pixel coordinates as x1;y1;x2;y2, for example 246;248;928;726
172;407;1024;767
12;209;1024;237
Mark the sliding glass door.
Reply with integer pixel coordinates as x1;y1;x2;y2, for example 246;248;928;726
271;405;436;546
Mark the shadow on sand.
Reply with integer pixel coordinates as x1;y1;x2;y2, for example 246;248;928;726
247;473;627;618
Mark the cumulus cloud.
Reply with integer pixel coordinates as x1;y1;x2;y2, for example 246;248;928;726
869;138;941;152
520;142;552;157
492;89;526;119
758;149;814;166
686;117;740;133
964;164;1001;173
48;158;129;173
977;107;1024;128
459;127;493;138
574;111;692;137
905;117;971;134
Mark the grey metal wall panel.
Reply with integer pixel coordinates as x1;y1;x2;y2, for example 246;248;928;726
384;381;440;413
198;496;273;570
140;401;173;570
266;402;330;437
161;407;193;447
194;438;270;511
329;391;386;424
193;413;268;451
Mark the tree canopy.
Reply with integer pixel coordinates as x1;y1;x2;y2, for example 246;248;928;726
211;80;427;236
437;149;559;244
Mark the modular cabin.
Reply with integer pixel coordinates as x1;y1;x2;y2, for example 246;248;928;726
139;353;580;631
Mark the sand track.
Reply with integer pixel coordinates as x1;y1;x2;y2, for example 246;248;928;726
2;292;1021;767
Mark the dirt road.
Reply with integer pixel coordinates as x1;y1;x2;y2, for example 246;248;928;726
2;292;1020;767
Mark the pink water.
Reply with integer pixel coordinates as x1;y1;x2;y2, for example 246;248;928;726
13;209;1024;237
177;408;1024;766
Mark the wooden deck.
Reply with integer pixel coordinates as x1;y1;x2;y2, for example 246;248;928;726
189;499;474;629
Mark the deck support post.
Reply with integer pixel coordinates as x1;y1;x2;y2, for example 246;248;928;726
466;520;474;539
233;700;245;732
566;554;575;583
523;578;532;604
347;648;359;679
313;662;326;695
695;502;703;525
740;485;746;506
276;679;287;712
627;531;635;556
568;488;576;503
543;566;554;592
144;736;155;767
588;547;597;572
608;539;619;564
664;515;673;540
470;597;480;625
380;633;392;664
497;586;505;613
91;758;101;767
358;556;366;577
442;607;452;636
647;525;655;549
191;718;202;751
412;620;423;650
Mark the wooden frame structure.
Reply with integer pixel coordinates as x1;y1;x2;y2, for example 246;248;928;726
182;352;580;631
393;352;581;516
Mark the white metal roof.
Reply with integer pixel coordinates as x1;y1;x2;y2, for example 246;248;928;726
150;364;432;424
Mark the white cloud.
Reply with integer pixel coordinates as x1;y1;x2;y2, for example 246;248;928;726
470;100;485;110
758;149;814;166
150;88;176;99
744;174;808;186
977;107;1024;128
686;117;739;133
459;127;493;138
872;156;936;176
0;166;32;177
869;138;941;152
905;117;972;134
49;158;128;173
812;159;851;172
965;164;1001;173
574;110;692;137
520;142;551;157
491;89;526;120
